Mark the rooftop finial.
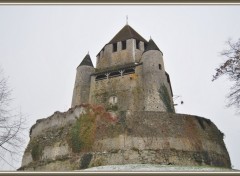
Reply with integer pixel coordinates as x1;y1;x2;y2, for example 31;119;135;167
150;35;152;40
88;51;89;55
126;15;128;25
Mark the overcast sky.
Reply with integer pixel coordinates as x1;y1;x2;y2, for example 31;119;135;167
0;5;240;170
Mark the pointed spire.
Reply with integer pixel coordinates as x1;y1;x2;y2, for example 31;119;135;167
78;53;94;67
126;15;128;25
144;38;161;52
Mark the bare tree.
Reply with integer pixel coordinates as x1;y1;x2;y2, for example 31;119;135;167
212;38;240;113
0;69;26;170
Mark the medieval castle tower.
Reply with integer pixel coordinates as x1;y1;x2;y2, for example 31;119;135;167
20;23;231;171
71;24;174;112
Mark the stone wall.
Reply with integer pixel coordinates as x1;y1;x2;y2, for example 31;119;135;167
96;39;144;70
19;105;231;171
89;65;144;112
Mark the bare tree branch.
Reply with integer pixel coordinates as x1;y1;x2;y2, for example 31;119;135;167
212;38;240;113
0;68;27;170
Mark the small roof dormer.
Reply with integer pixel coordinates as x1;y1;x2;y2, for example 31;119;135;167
78;53;94;67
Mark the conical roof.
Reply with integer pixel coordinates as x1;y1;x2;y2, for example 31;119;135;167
108;24;147;44
144;38;161;52
78;53;94;67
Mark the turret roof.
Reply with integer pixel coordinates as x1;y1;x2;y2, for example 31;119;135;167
78;53;94;67
144;38;161;52
108;24;147;44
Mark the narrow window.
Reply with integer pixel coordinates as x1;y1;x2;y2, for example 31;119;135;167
122;41;126;50
113;43;117;52
159;64;162;70
136;40;140;49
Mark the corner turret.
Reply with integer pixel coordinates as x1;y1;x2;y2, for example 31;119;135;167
142;38;174;112
78;53;94;67
71;53;95;107
144;38;162;54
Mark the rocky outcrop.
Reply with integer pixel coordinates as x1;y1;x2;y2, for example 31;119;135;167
19;104;231;171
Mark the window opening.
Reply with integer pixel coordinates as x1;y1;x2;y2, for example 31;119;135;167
96;74;107;81
122;41;126;50
113;43;117;52
124;68;135;75
159;64;162;70
109;71;121;78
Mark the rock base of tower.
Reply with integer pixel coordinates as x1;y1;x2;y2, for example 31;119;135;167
19;104;231;171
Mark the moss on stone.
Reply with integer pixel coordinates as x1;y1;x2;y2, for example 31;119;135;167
159;84;175;113
31;142;43;161
69;113;96;153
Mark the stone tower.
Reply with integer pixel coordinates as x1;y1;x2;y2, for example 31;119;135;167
72;24;174;112
142;38;174;111
20;23;232;171
71;53;95;107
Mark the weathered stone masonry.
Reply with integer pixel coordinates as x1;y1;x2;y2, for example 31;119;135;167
20;106;231;171
71;24;174;112
20;24;231;171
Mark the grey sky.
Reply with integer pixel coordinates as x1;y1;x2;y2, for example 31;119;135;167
0;5;239;170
